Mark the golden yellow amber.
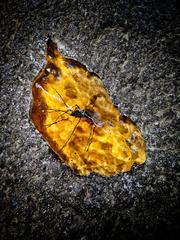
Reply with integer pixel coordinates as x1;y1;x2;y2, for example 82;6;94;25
30;37;146;176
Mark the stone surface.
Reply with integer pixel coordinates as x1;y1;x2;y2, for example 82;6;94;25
0;0;179;239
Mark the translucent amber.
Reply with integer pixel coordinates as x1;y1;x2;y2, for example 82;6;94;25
30;38;146;176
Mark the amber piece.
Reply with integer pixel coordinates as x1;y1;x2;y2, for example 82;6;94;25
30;37;146;176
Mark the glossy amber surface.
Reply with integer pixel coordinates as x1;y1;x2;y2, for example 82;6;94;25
30;38;146;176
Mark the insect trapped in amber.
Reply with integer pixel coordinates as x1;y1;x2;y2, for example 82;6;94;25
30;37;146;176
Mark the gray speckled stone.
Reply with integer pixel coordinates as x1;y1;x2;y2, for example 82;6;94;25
0;0;179;239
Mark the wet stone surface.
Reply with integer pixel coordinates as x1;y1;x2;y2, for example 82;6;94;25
0;0;179;239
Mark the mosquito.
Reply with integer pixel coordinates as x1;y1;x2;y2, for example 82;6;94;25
40;85;104;152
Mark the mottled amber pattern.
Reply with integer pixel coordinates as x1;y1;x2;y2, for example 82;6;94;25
30;38;146;176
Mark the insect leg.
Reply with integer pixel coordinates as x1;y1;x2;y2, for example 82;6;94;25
44;111;70;128
85;124;96;152
41;108;68;113
60;118;81;151
51;86;69;108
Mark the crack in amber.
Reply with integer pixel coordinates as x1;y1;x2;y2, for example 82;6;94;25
30;37;146;176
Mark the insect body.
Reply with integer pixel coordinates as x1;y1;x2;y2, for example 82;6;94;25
71;106;103;127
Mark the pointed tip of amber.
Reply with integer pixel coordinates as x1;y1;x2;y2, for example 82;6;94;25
46;36;60;59
46;35;53;46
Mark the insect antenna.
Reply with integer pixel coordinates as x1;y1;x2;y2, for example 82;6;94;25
60;118;81;151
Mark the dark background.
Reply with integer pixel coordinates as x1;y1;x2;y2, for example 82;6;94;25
0;0;179;239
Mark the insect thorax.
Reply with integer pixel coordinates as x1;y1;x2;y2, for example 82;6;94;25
71;108;103;127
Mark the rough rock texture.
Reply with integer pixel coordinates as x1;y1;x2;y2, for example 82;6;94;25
0;0;179;239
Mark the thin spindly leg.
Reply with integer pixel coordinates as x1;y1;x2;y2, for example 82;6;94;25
51;86;69;108
85;124;96;152
44;112;69;128
41;107;73;127
41;108;67;113
37;84;69;108
41;108;72;115
60;118;81;151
